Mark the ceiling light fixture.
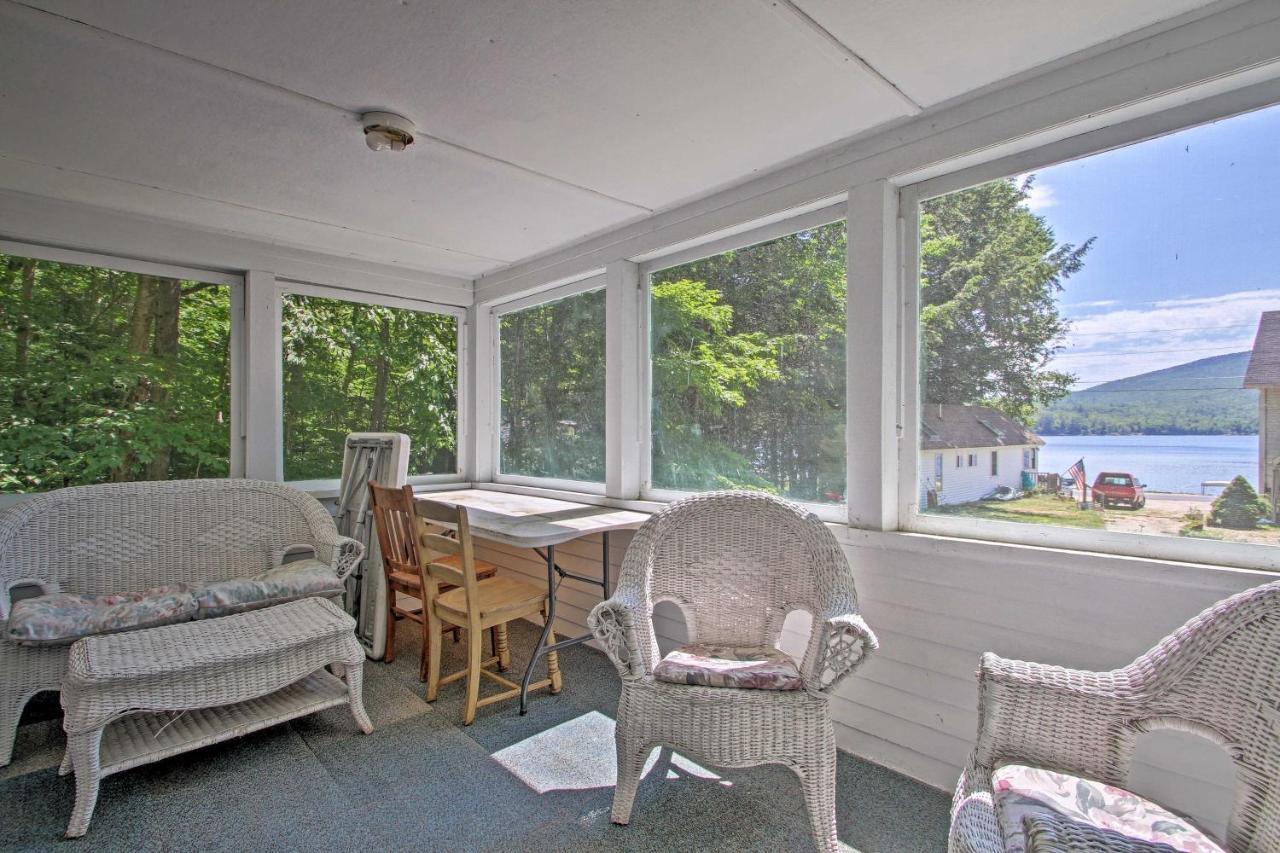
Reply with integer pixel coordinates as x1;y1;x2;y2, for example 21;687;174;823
361;111;416;152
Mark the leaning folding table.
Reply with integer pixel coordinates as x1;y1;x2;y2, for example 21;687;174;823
414;488;648;713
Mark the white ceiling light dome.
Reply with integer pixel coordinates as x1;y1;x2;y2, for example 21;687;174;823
361;111;416;152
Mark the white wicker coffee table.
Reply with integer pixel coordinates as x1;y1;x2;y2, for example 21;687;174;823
58;597;373;837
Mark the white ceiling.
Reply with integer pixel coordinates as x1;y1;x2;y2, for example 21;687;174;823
0;0;1227;281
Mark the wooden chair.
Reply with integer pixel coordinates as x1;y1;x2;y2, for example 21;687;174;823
415;498;563;725
366;482;499;680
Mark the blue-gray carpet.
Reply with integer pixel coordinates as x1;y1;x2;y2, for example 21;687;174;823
0;622;949;851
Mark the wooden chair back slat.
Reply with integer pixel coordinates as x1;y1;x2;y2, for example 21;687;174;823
368;481;420;579
420;532;462;557
413;499;480;603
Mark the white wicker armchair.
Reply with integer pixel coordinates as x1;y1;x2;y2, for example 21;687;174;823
950;578;1280;853
587;491;877;853
0;478;362;767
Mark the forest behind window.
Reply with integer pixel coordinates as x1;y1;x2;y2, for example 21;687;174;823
282;294;458;481
499;288;606;482
0;252;231;492
649;221;847;503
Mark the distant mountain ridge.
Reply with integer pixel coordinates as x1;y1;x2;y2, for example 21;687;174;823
1036;351;1257;436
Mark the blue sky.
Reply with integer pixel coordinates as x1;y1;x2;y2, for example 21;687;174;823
1023;101;1280;387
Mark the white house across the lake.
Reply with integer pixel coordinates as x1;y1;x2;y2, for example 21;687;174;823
920;404;1043;507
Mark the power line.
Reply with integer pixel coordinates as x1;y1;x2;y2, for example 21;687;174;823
1062;322;1257;338
1055;344;1247;357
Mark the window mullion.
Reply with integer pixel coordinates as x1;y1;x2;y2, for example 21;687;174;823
606;260;641;499
846;181;901;531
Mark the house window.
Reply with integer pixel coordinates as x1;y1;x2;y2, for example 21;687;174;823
647;220;846;505
910;100;1280;556
498;286;605;483
968;454;977;467
0;250;233;492
991;451;999;476
282;293;458;481
934;453;944;488
955;455;961;468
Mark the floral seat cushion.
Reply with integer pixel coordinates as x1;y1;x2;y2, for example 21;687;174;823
4;585;199;646
652;643;804;690
194;559;343;618
992;764;1225;853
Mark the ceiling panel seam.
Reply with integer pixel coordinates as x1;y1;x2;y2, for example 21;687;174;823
7;0;654;214
763;0;923;114
0;152;513;265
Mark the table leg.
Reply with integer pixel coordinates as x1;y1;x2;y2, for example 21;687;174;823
65;728;103;838
520;544;557;715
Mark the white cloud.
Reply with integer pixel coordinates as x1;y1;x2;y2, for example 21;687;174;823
1022;179;1056;212
1048;289;1280;386
1063;299;1118;309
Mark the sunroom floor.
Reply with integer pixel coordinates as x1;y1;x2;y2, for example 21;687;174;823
0;620;950;852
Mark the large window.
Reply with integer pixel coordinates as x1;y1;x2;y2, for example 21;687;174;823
0;251;231;492
282;293;458;481
913;102;1280;550
648;220;846;504
498;286;606;483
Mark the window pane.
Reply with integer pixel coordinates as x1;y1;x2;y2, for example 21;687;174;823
918;102;1280;547
282;294;457;480
0;253;231;492
649;221;846;504
499;287;606;482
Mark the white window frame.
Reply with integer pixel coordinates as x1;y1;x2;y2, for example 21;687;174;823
0;239;244;507
896;84;1280;572
490;274;609;495
638;202;849;523
277;279;468;493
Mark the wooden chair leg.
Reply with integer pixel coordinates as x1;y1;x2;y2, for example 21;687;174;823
493;625;508;671
418;604;430;682
425;609;444;702
462;624;483;726
384;590;397;664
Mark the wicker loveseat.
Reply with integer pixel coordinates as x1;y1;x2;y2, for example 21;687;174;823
0;479;362;766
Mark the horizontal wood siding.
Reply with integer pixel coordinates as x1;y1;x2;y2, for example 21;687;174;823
476;527;1267;835
921;445;1032;507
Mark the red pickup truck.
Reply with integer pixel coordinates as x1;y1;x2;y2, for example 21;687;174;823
1092;472;1146;509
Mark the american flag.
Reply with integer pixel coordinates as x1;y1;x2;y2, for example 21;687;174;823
1066;458;1086;488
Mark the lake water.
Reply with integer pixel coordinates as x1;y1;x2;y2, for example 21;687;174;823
1038;434;1258;494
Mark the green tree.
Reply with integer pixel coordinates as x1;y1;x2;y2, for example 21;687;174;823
0;254;231;492
650;221;847;501
498;289;605;482
921;177;1091;423
1209;475;1271;529
281;294;458;481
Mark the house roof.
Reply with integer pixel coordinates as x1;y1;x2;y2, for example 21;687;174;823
1244;311;1280;388
920;404;1044;451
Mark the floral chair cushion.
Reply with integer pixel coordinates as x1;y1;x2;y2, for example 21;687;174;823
992;764;1224;853
652;643;804;690
194;559;343;618
4;585;199;646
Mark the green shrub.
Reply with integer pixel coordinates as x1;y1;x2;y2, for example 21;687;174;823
1209;475;1272;530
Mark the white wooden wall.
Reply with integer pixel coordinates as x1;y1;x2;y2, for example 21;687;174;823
479;529;1264;838
920;445;1031;507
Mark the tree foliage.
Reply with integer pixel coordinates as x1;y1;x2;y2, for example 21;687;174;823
650;223;847;502
282;294;458;481
1209;474;1271;529
0;254;230;492
498;289;605;482
921;177;1091;424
